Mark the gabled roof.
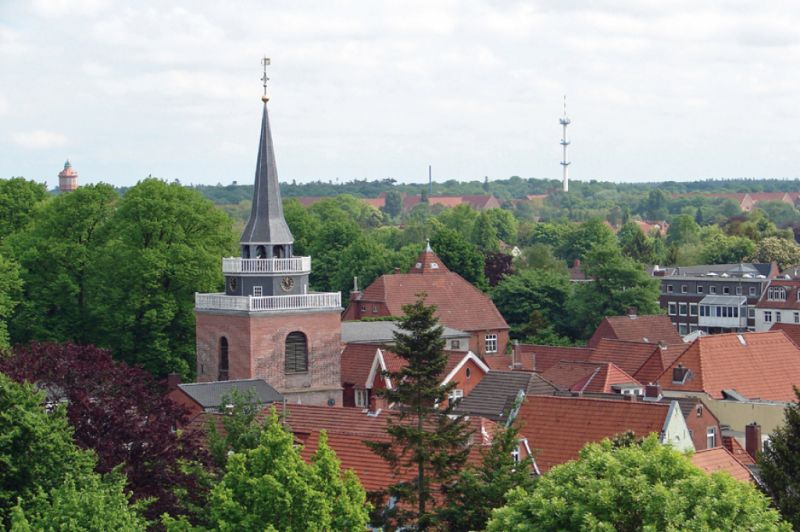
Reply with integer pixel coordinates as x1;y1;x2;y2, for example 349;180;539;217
657;331;800;402
770;322;800;347
541;361;641;394
691;447;754;483
353;249;508;332
482;344;594;372
756;280;800;309
722;435;756;467
634;343;689;385
367;348;489;390
514;395;671;472
588;338;663;376
588;314;683;348
454;371;557;421
177;379;283;409
240;101;294;245
340;343;382;387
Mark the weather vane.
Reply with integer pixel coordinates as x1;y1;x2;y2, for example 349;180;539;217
261;56;271;102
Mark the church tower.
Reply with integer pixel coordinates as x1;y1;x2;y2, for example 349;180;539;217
195;61;342;406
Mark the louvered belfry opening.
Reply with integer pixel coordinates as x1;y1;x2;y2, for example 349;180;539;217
285;332;308;373
218;337;229;381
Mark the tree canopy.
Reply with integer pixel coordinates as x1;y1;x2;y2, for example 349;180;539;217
760;387;800;529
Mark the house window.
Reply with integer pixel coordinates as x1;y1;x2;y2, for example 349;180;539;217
795;312;799;324
511;445;521;464
668;302;677;316
253;286;263;297
706;427;717;448
355;389;368;408
768;287;787;301
679;302;687;316
285;331;308;373
735;286;742;296
218;337;229;381
372;305;379;314
451;339;461;349
710;286;717;294
360;305;367;312
678;323;688;335
696;404;703;417
697;285;704;294
749;286;757;297
465;367;472;379
681;285;687;294
748;306;756;318
449;389;464;402
689;324;698;332
689;303;698;317
667;284;674;293
776;311;782;323
700;305;707;317
485;334;498;354
764;311;773;323
723;286;730;295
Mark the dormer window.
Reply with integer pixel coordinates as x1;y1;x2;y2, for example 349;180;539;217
431;263;439;269
672;364;690;384
768;286;787;301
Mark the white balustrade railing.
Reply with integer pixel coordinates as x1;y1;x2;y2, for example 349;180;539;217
195;291;341;312
221;256;311;274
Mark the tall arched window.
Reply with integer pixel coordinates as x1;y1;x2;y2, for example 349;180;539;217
285;332;308;373
218;337;229;381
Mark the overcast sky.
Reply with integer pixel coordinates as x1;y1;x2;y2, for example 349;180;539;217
2;0;800;188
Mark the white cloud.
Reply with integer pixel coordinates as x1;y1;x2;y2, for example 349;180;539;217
31;0;109;18
12;130;68;149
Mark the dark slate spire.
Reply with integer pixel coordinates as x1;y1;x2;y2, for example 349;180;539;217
240;100;294;245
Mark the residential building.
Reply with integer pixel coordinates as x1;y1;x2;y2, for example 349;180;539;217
513;395;695;473
482;342;594;372
168;378;282;418
194;93;343;406
341;320;470;351
588;338;684;382
588;312;683;348
691;447;754;483
343;243;509;356
755;278;800;331
540;360;643;395
657;263;778;335
454;371;558;422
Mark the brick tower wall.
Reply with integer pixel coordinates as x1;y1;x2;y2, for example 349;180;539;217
196;309;343;407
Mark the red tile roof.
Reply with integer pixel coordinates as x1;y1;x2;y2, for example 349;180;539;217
756;280;800;310
481;344;594;372
633;343;689;385
515;395;670;472
657;331;800;402
691;447;754;483
588;314;683;348
722;435;756;467
349;249;508;332
588;338;662;376
540;361;640;394
770;322;800;347
340;343;382;387
376;349;488;387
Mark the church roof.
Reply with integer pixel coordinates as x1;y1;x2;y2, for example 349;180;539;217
240;101;294;245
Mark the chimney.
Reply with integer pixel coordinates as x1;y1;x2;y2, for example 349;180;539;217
167;372;181;391
745;422;762;459
511;340;522;369
644;383;662;400
628;306;637;318
672;363;688;384
350;276;361;301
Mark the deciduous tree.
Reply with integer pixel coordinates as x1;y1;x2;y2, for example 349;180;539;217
760;387;800;529
0;177;47;240
487;435;789;531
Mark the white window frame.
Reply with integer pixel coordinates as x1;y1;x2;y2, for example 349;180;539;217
764;311;773;323
794;312;799;324
749;286;757;297
450;339;461;350
735;286;742;296
667;284;674;293
706;427;716;448
678;323;688;335
668;302;677;316
679;302;688;316
449;388;464;402
710;286;717;294
748;306;756;318
689;303;698;317
681;285;688;294
697;285;704;294
355;389;368;408
776;311;782;323
485;334;498;354
253;286;263;297
723;286;730;295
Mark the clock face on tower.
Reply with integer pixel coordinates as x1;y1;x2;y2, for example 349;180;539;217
281;276;295;292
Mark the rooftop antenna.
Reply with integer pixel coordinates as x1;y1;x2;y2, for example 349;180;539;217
428;164;432;195
261;56;271;102
559;95;571;192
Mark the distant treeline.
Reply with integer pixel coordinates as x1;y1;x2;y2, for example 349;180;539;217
185;176;800;205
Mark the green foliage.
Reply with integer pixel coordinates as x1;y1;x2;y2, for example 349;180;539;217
519;243;567;272
430;222;487;288
759;387;800;529
10;472;147;532
471;211;500;253
437;204;479;241
487;435;789;531
382;190;403;218
439;421;536;531
700;232;756;264
567;243;661;339
0;254;21;348
0;178;48;240
492;268;572;340
617;221;656;264
748;236;800;269
557;218;616;264
166;409;370;532
91;179;235;377
366;297;473;530
667;214;700;246
206;389;263;469
8;184;118;345
484;208;518;244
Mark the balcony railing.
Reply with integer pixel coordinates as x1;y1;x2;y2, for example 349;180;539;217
195;291;341;312
222;257;311;275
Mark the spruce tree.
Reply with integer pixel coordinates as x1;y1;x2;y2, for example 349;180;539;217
760;386;800;529
366;296;472;530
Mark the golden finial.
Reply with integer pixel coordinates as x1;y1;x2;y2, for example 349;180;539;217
261;56;270;102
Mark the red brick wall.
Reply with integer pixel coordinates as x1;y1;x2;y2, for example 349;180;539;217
195;309;343;406
683;401;722;450
470;329;509;357
341;300;390;321
167;389;203;421
442;358;487;408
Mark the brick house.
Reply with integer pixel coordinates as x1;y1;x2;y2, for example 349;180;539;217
755;278;800;331
343;243;509;357
588;312;684;348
